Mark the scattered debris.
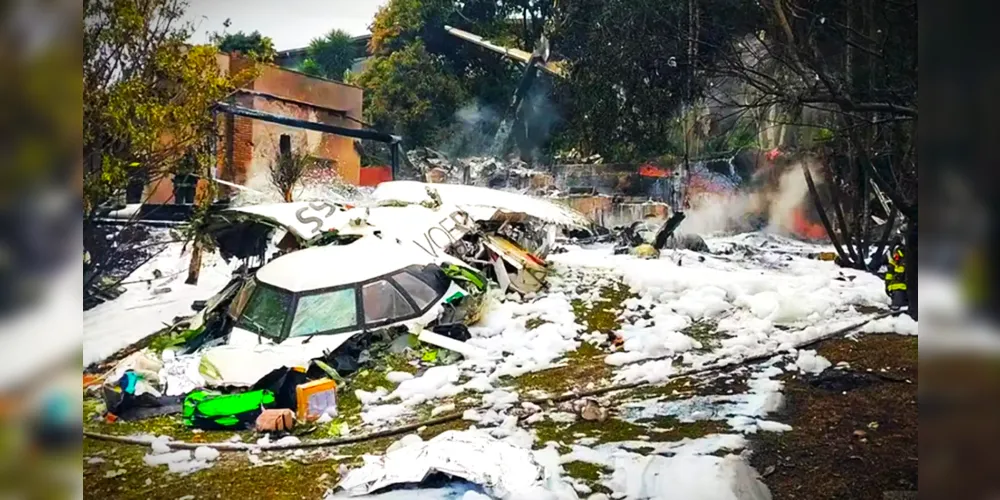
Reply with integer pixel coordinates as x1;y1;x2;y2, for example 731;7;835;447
255;408;295;432
84;190;915;498
336;429;546;497
576;399;609;422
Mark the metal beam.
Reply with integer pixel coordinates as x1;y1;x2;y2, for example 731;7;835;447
213;102;401;144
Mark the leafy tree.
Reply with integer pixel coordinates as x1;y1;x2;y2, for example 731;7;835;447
369;0;453;56
268;140;317;202
302;29;355;80
83;0;257;292
551;0;762;160
299;58;324;78
84;0;256;212
211;29;277;62
361;0;555;150
356;41;467;147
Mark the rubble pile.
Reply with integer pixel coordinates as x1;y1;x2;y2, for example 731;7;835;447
553;148;604;165
406;147;554;192
84;182;599;442
82;175;914;499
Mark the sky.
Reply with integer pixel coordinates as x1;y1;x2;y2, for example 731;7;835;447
183;0;390;51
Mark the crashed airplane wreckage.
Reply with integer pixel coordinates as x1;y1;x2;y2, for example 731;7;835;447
91;182;595;425
193;238;487;386
207;180;593;295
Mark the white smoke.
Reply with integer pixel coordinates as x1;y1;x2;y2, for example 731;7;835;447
439;101;502;157
765;161;820;235
679;161;823;238
680;191;753;235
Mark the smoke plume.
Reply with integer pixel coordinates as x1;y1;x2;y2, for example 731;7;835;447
680;160;827;240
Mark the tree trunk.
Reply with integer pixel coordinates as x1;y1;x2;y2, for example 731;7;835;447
185;178;212;285
803;164;851;263
185;242;203;285
283;186;293;202
823;161;861;267
857;157;871;267
870;204;897;272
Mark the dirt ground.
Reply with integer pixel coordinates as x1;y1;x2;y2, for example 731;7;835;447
749;334;918;500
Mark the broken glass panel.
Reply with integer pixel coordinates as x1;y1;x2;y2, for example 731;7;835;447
406;264;450;294
228;279;256;318
362;280;415;324
238;285;292;339
391;271;441;311
289;288;358;337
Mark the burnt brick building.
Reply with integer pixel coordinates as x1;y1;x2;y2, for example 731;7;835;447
144;52;365;204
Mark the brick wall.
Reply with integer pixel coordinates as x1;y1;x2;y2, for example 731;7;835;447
241;96;362;190
237;58;363;191
146;53;365;204
554;196;671;228
252;64;363;122
223;93;256;192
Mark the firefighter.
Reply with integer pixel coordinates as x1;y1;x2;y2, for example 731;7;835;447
885;238;908;310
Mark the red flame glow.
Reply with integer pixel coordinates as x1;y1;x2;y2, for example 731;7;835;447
638;163;671;177
791;206;827;240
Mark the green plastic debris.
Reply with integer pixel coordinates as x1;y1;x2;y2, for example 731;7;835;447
183;389;275;429
199;356;222;382
422;349;439;363
443;264;487;292
149;325;205;353
312;359;344;384
407;334;421;348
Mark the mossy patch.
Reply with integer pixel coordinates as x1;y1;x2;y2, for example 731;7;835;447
84;437;341;500
419;418;473;438
571;282;635;335
333;352;418;427
563;461;612;481
562;461;614;496
681;319;721;350
411;391;481;421
525;317;550;330
509;282;631;394
533;412;729;446
83;397;255;444
632;416;731;440
335;435;400;458
509;342;612;395
84;405;478;500
567;340;604;361
563;460;614;494
532;417;650;446
336;368;392;422
614;377;691;403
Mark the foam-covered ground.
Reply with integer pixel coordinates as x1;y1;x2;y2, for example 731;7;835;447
83;231;236;367
84;231;918;499
334;232;914;499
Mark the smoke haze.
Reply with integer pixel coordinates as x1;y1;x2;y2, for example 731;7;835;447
680;161;826;240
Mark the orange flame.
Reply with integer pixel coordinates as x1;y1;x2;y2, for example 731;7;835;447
792;206;827;240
